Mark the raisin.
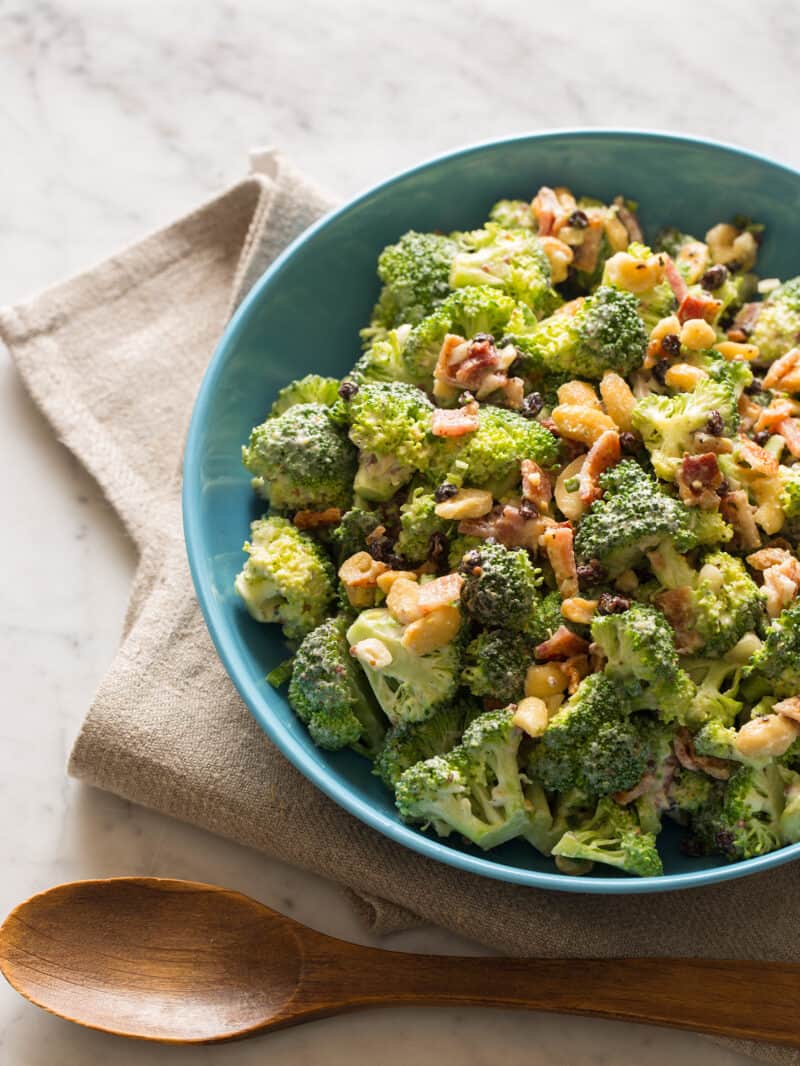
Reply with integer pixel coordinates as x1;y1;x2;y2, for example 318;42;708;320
716;479;730;498
519;498;536;520
434;482;459;503
567;209;589;229
753;429;770;446
700;264;728;291
428;531;448;566
705;410;724;436
471;332;494;344
619;431;642;454
652;359;670;384
577;560;607;588
460;549;483;573
521;392;544;418
597;592;631;615
661;333;681;357
338;380;359;400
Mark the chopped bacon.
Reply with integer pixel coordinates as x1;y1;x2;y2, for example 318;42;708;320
662;255;688;304
535;625;589;661
763;348;800;392
727;328;749;343
775;697;800;724
614;196;643;244
454;338;501;391
733;302;761;336
521;459;553;511
532;186;560;236
675;452;722;510
541;525;579;598
614;773;657;805
677;292;722;325
673;730;732;780
578;429;620;504
776;417;800;458
459;504;553;552
654;587;703;654
293;507;342;530
737;393;763;433
431;405;479;438
571;217;604;273
417;572;464;613
720;489;761;550
762;556;800;618
747;547;794;571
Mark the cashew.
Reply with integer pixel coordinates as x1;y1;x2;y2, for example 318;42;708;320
401;605;461;655
512;696;550;738
679;318;717;351
386;577;423;624
604;251;665;294
676;240;710;284
525;662;567;699
561;596;598;625
664;363;709;390
735;714;800;758
714;340;760;362
599;371;636;431
351;638;393;670
376;570;418;595
557;380;602;409
434;488;494;520
554;455;587;521
538;235;574;284
705;223;758;271
551;404;617;446
338;551;389;588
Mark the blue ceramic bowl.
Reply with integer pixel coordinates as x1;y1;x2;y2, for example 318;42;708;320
184;130;800;893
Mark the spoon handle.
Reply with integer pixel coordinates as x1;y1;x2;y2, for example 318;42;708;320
302;944;797;1047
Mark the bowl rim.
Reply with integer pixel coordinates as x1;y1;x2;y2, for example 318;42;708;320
183;128;800;893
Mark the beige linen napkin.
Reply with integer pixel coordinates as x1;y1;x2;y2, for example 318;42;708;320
1;150;796;1064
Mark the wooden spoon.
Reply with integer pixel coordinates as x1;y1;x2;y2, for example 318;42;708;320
0;877;795;1046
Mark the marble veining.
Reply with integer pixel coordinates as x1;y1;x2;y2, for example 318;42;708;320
1;1;796;1062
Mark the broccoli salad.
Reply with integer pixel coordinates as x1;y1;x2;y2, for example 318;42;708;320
234;182;800;878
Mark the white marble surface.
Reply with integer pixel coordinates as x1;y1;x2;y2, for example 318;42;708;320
1;1;797;1063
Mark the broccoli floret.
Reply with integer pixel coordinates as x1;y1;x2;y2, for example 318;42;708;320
344;382;435;501
602;243;677;331
331;507;383;564
402;286;517;386
531;674;653;796
527;589;567;646
693;719;769;770
515;286;647;380
395;487;451;564
654;227;698;259
691;763;784;861
742;600;800;701
346;608;462;727
369;231;460;332
373;698;478;788
780;465;800;523
488;199;535;230
449;224;561;318
269;374;341;417
459;542;543;630
683;653;745;726
551;796;663;877
395;708;531;849
243;403;356;510
632;377;740;481
591;603;696;724
667;769;715;819
748;276;800;363
288;615;386;753
447;532;484;570
649;547;763;658
779;768;800;844
351;325;416;385
234;516;335;641
462;628;530;704
430;404;558;496
574;460;698;575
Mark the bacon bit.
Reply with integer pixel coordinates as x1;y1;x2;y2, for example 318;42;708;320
763;348;800;392
720;489;761;550
654;587;703;654
454;338;501;390
673;730;732;781
578;429;621;504
501;377;525;409
293;507;342;530
431;404;479;438
613;196;643;244
727;328;749;343
535;626;590;661
614;773;657;805
571;216;604;273
735;437;780;478
521;459;553;511
747;547;794;571
736;393;762;434
776;417;800;458
541;525;579;598
532;186;560;236
459;504;554;552
662;255;689;304
366;524;387;545
675;452;722;510
775;697;800;724
417;572;464;613
561;653;590;693
677;291;722;325
734;302;761;336
754;399;796;434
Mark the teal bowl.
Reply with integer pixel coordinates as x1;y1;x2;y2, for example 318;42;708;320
184;130;800;893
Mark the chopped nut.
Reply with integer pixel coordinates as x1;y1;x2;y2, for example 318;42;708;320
735;714;800;758
351;638;393;670
338;551;389;588
401;605;461;655
714;340;760;362
679;317;717;351
554;455;588;522
376;569;418;595
561;596;599;625
417;572;464;613
434;487;494;520
538;235;574;283
525;663;568;699
664;363;709;390
386;577;423;624
512;696;550;738
604;250;665;294
557;380;602;409
551;404;617;446
599;371;636;431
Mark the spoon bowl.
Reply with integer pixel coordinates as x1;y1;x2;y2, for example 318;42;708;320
2;877;799;1046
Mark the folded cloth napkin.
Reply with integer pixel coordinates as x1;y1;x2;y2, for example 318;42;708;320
1;149;797;1064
